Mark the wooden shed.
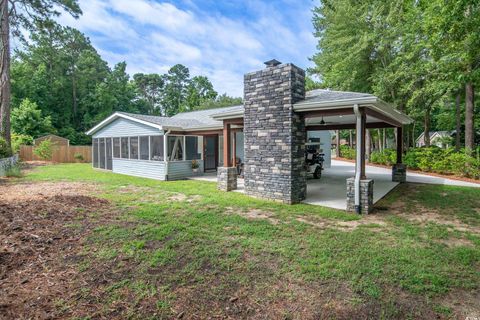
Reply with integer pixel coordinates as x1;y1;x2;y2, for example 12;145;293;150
33;134;70;147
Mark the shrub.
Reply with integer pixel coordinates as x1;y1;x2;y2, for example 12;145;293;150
339;145;355;160
0;137;11;158
33;139;54;160
11;133;33;153
191;159;200;169
73;153;84;162
5;163;22;177
370;149;397;165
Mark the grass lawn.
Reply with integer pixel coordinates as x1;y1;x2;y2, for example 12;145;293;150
2;163;480;319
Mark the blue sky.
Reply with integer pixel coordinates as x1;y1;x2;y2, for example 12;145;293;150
58;0;318;97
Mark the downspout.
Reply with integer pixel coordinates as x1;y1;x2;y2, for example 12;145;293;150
164;129;171;180
353;104;362;214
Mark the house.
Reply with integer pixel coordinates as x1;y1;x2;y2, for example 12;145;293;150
87;60;412;213
416;131;454;148
34;134;69;147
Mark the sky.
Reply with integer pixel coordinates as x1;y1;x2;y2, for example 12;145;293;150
57;0;318;97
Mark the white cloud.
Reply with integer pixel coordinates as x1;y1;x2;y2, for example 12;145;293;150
56;0;317;97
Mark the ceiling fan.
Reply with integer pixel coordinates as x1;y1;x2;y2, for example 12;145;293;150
318;116;337;125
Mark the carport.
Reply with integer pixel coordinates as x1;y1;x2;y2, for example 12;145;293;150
296;90;413;213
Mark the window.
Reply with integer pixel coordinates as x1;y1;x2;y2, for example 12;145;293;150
140;136;149;160
129;137;139;159
113;138;120;158
150;136;164;161
121;137;128;158
93;138;99;168
186;136;201;160
99;138;106;169
168;136;184;161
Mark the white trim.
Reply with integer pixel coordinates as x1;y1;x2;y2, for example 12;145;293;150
86;112;164;135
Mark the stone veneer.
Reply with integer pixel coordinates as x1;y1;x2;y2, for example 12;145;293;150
392;163;407;183
243;63;306;204
346;178;374;214
217;167;237;191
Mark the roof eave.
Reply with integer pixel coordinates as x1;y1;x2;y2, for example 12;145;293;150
85;112;164;135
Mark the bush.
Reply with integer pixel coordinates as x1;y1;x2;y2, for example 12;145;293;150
5;163;22;177
0;137;11;158
11;133;33;153
73;153;84;162
370;149;397;165
339;145;355;160
33;139;54;160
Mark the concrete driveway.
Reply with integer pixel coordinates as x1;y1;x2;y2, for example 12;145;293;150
304;159;480;210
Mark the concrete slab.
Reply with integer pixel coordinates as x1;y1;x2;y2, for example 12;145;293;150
303;160;399;210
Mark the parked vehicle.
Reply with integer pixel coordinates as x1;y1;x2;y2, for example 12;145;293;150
305;141;324;179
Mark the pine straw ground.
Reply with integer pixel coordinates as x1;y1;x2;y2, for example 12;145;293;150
0;163;479;319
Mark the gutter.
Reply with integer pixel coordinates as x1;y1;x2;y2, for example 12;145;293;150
353;104;362;214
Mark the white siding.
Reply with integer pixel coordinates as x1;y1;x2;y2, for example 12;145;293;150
167;160;204;180
112;159;166;180
93;118;161;138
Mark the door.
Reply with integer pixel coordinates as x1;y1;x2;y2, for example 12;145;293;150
106;138;113;170
204;135;218;171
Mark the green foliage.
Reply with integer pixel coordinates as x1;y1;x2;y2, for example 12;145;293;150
370;149;397;166
73;153;84;162
11;99;54;138
197;93;242;110
5;163;22;178
0;138;12;158
369;147;480;179
11;133;33;153
191;159;199;169
33;139;54;160
339;145;355;160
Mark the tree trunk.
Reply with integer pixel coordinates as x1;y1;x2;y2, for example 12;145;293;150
335;130;340;158
377;129;382;152
465;82;475;152
424;108;431;147
72;72;77;126
0;0;10;150
455;92;461;151
349;130;353;148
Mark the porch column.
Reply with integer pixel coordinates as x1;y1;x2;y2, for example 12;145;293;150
217;122;237;191
164;131;169;180
347;107;373;213
232;130;237;168
392;126;407;182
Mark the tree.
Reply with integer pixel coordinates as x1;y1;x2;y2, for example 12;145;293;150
0;0;81;150
163;64;190;116
183;76;217;112
133;73;164;115
11;98;53;138
197;93;242;110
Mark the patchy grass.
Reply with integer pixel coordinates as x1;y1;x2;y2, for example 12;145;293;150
5;163;480;319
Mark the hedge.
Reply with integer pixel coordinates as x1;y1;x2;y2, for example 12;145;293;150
339;146;480;179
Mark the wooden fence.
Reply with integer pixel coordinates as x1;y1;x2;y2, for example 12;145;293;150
19;145;91;163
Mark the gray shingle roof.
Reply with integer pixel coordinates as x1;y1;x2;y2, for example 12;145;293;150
302;89;375;104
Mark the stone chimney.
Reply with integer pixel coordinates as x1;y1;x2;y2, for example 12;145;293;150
243;60;306;204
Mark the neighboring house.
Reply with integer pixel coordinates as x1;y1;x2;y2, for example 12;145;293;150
416;131;454;148
34;134;70;147
87;60;412;213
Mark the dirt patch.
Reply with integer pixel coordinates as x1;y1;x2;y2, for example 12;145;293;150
225;207;280;225
0;181;109;319
295;215;386;231
168;192;202;203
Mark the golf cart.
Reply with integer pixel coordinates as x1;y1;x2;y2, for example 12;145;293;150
305;140;325;179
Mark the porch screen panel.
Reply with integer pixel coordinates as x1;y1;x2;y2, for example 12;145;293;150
139;136;149;160
150;136;164;161
99;138;106;169
168;136;184;161
93;138;99;168
113;138;120;158
129;137;139;159
121;137;128;158
186;136;201;160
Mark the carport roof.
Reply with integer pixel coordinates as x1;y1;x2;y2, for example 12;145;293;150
211;89;413;126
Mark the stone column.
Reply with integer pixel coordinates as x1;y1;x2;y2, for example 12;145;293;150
217;167;237;191
346;178;374;213
392;163;407;182
243;60;306;204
